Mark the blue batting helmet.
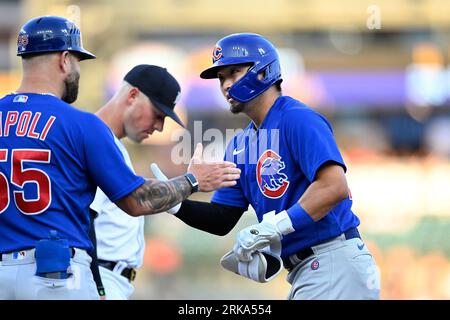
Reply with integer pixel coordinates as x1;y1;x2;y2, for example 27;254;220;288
17;16;95;60
200;33;281;103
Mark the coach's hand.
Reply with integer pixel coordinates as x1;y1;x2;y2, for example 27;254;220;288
150;163;182;214
187;143;240;192
233;210;295;261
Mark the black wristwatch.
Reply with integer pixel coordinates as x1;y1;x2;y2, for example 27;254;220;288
184;173;199;193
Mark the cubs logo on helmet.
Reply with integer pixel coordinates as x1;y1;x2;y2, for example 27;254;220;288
212;46;222;63
256;150;289;199
17;35;29;49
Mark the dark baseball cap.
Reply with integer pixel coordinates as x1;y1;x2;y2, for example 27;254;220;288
124;64;184;127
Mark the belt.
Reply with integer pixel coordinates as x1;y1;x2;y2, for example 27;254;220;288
283;227;361;271
98;259;136;282
0;247;75;262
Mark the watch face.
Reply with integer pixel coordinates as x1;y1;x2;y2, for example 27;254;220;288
186;173;198;191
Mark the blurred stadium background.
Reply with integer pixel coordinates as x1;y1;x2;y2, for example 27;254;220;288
1;0;450;299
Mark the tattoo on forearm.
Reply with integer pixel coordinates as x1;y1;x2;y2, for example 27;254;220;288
131;176;192;213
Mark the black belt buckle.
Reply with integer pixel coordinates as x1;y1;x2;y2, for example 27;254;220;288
120;267;137;282
128;269;136;282
99;259;136;282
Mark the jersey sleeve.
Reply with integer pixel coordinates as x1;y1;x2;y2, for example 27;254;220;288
81;114;145;202
211;136;249;209
283;108;346;182
211;183;249;209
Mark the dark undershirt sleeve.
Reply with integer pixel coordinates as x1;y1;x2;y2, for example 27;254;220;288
175;200;246;236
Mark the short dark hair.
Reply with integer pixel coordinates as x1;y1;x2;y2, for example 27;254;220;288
275;80;282;92
21;52;47;59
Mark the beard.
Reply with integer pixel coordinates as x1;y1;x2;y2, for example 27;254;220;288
229;100;246;114
61;70;80;104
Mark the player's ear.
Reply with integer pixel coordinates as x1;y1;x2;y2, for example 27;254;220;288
126;87;140;105
58;51;71;74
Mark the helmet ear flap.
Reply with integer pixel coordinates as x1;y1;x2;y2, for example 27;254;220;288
265;60;281;83
229;58;281;103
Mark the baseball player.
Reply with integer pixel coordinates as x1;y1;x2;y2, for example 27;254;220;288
152;33;380;299
0;16;239;300
90;64;185;300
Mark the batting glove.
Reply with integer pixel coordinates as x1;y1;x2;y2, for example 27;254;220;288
220;247;283;283
150;163;181;214
233;210;295;262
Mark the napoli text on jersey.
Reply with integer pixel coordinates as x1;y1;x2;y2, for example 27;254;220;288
0;93;145;253
212;96;360;259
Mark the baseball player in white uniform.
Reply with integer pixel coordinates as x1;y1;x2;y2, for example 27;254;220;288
91;137;145;299
91;65;186;299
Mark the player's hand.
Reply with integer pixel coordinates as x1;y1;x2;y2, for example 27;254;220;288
233;210;295;261
187;143;240;192
233;222;280;262
150;163;181;214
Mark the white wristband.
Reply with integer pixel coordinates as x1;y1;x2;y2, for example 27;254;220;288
263;210;295;236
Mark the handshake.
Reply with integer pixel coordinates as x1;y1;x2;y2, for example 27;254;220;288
149;143;241;214
221;210;295;283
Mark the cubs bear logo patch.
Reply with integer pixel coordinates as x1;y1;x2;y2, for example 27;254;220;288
256;150;289;199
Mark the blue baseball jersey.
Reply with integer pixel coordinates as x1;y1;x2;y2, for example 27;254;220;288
0;93;145;253
212;96;360;258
